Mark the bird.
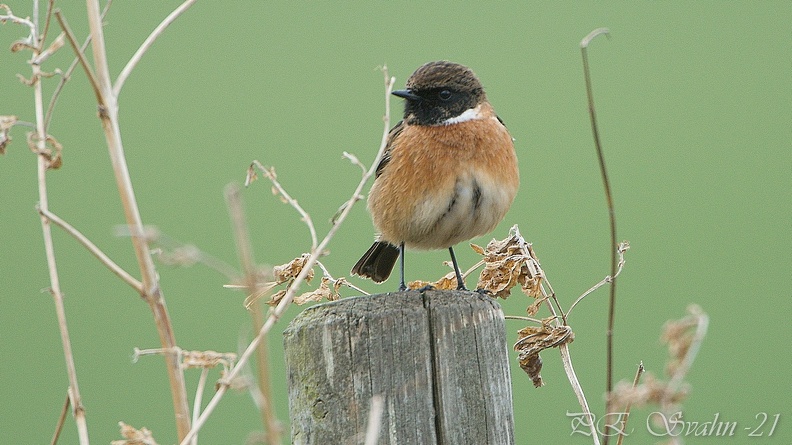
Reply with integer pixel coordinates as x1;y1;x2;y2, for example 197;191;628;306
351;61;519;291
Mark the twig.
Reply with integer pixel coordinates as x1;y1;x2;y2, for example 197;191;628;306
225;184;282;445
580;27;617;444
26;2;91;441
566;241;629;317
363;395;384;445
53;10;102;104
249;162;319;250
112;0;197;97
560;344;600;445
39;0;54;48
38;206;144;293
179;67;397;445
191;367;209;445
615;362;644;445
84;0;192;438
315;260;370;296
50;393;70;445
504;315;546;325
44;0;112;132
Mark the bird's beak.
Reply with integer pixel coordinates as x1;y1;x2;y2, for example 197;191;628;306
392;89;420;101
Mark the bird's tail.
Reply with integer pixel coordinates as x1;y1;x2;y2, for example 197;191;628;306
351;241;400;283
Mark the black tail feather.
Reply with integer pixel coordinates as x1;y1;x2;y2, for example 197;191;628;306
351;241;400;283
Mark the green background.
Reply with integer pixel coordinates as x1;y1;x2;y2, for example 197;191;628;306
1;2;790;443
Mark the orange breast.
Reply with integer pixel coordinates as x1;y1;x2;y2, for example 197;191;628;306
368;111;519;249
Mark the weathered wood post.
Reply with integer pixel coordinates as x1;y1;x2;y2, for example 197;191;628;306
283;289;515;444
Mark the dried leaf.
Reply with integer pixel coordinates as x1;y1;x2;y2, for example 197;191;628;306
266;289;288;306
408;272;457;291
513;324;574;387
474;230;542;299
112;422;159;445
469;242;485;255
273;253;314;284
180;349;237;370
294;277;334;305
26;132;63;169
608;372;689;409
245;163;258;186
0;115;16;155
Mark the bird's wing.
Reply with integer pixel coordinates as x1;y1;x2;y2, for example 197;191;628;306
375;120;405;178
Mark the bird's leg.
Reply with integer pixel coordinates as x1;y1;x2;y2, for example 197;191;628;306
398;242;407;291
448;246;467;290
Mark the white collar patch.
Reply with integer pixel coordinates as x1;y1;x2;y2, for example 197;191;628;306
441;105;483;125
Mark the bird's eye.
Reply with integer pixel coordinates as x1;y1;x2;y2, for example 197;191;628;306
438;90;452;101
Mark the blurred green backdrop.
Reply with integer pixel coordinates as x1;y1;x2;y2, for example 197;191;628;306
1;2;790;444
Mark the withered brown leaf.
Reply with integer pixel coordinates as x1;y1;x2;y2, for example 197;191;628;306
514;324;575;387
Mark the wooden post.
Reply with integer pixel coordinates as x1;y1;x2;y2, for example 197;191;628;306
283;290;515;444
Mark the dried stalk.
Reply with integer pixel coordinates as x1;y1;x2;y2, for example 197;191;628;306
615;362;644;445
511;226;600;443
225;184;282;445
179;67;397;445
38;207;143;293
44;0;112;132
57;1;200;439
8;2;94;443
580;30;617;439
113;0;197;98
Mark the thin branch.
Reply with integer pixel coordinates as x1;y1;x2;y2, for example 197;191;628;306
249;162;319;250
566;241;629;317
615;362;645;445
560;343;600;445
53;10;102;104
191;367;209;445
580;28;617;444
39;0;55;48
85;0;192;438
179;67;397;445
225;184;282;445
316;260;370;296
29;2;90;441
504;315;546;325
44;0;112;132
0;5;37;37
50;393;70;445
38;206;144;293
112;0;197;97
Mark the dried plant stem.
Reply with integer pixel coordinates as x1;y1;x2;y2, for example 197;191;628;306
191;367;209;445
580;28;617;444
50;393;70;445
52;11;102;104
45;0;112;132
180;68;397;445
566;242;628;318
511;226;598;441
615;362;645;445
60;0;197;439
225;184;282;445
249;162;319;250
560;344;600;445
23;4;91;443
113;0;197;97
38;207;144;293
664;307;708;405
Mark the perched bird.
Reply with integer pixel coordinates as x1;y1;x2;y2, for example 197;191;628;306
352;61;519;291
